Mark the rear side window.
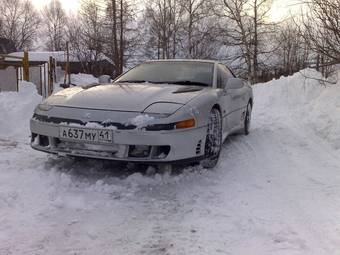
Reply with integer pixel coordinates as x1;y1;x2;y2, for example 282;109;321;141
217;64;233;89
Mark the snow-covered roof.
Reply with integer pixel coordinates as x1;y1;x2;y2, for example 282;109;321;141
5;51;113;64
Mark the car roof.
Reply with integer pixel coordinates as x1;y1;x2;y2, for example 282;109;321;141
145;59;219;64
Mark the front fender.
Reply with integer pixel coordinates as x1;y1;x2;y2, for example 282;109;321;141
182;91;221;128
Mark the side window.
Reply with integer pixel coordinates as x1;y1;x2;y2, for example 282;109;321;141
217;66;224;89
217;64;229;89
221;65;243;89
223;66;234;79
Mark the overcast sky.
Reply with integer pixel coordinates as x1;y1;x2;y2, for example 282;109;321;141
31;0;303;22
31;0;80;12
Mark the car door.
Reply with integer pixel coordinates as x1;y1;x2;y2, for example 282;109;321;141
216;64;238;135
224;68;248;129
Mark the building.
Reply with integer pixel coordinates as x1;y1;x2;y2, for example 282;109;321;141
1;51;114;95
5;51;114;77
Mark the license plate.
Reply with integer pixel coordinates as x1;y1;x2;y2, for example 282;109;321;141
59;126;113;143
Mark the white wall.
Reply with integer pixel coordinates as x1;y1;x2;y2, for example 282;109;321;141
29;66;42;94
0;67;17;92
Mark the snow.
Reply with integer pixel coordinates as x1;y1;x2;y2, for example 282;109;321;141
0;81;41;141
255;69;340;150
1;69;340;254
127;114;155;128
68;73;100;86
53;73;99;93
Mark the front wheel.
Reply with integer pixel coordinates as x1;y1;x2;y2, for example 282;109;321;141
201;108;222;169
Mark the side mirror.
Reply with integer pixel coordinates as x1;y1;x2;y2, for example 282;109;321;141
226;78;243;90
98;75;111;84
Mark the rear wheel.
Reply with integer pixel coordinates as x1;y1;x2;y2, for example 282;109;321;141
244;102;252;135
201;108;222;169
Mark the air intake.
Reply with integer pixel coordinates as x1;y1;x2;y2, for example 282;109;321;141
196;140;202;155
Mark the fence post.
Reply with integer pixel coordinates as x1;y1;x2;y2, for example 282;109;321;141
16;67;19;92
48;56;53;96
43;63;47;98
22;51;29;81
39;65;43;96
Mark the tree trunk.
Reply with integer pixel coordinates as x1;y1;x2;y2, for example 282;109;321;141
112;0;119;76
119;0;124;75
252;0;259;83
188;1;193;57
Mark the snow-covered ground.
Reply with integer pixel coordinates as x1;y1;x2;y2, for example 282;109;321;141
1;70;340;254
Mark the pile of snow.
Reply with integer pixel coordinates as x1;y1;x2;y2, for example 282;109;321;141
255;69;340;149
0;81;41;141
128;114;155;128
1;69;340;148
69;73;99;86
53;73;99;93
2;69;340;254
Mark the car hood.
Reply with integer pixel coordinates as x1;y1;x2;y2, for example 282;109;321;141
45;83;206;112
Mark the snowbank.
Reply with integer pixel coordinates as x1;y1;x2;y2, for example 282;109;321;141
54;73;99;93
254;69;340;149
0;73;98;141
1;69;339;148
1;69;340;255
0;81;41;141
69;73;99;86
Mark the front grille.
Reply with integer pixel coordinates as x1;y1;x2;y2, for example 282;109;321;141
145;123;175;131
33;114;137;130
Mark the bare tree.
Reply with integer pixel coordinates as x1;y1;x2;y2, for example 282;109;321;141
144;0;184;59
67;0;105;75
181;0;209;57
184;16;221;59
0;0;40;50
301;0;340;71
104;0;137;76
216;0;274;82
42;0;67;51
274;20;310;76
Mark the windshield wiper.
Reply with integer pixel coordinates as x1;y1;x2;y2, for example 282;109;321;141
118;80;147;83
161;80;209;87
118;80;162;84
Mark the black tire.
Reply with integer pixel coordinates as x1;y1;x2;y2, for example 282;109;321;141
201;108;222;169
244;102;252;135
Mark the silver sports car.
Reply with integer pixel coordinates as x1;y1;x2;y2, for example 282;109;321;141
30;60;253;168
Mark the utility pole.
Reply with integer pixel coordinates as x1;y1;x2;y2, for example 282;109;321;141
67;41;71;85
63;41;71;85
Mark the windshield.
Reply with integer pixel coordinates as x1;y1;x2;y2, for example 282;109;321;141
115;61;214;87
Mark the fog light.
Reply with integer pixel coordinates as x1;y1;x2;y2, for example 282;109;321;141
151;146;171;159
128;145;151;158
39;135;49;147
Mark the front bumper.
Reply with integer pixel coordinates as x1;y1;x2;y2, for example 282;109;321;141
30;118;207;163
